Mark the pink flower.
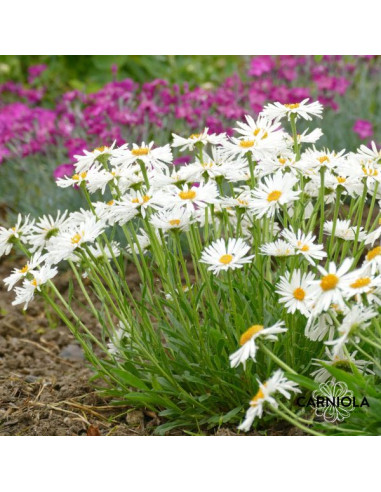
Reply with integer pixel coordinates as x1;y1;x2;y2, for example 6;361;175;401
53;163;75;181
248;56;275;77
353;120;374;139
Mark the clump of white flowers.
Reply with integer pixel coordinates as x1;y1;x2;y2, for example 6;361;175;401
2;98;380;435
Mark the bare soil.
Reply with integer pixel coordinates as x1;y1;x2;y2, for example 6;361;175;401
0;257;303;436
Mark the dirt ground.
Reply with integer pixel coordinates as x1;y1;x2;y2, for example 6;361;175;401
0;257;303;436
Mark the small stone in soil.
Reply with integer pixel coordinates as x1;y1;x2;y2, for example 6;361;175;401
59;343;84;361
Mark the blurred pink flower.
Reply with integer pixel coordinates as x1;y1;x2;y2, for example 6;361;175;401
353;120;373;139
53;163;75;180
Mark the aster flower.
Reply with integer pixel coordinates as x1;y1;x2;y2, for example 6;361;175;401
3;251;46;291
0;214;34;258
260;239;295;257
150;207;193;232
111;141;173;171
25;210;68;253
311;347;374;383
72;142;124;173
325;306;377;356
362;246;381;274
364;220;381;246
276;270;315;316
56;170;89;189
229;321;287;368
308;258;354;314
12;264;58;310
357;141;381;163
238;370;300;432
261;98;323;122
185;147;248;181
156;182;218;212
46;217;106;264
341;265;381;300
250;171;300;219
171;128;226;151
281;228;326;264
305;312;337;342
324;219;365;241
200;238;254;275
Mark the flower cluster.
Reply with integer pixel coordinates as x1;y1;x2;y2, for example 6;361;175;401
2;97;380;434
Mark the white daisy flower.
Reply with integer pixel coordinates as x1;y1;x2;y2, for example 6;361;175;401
284;128;323;145
3;251;46;291
324;219;365;241
305;312;337;342
261;98;323;122
0;214;34;258
46;217;106;264
56;170;90;188
311;347;374;383
341;265;381;300
111;141;173;171
186;147;248;181
276;270;315;316
362;246;381;274
250;171;300;219
72;142;125;173
238;370;300;432
150;207;193;232
12;264;58;310
260;239;295;257
281;229;326;264
229;321;287;368
25;211;68;253
357;141;381;163
200;238;254;275
326;306;377;356
156;182;218;212
171;128;226;151
308;258;354;314
364;219;381;246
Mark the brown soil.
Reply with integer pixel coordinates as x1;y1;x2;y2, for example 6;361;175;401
0;257;304;436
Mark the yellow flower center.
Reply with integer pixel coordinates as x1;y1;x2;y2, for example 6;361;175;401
350;277;371;289
239;140;255;148
31;279;38;287
237;199;249;206
278;158;286;165
95;146;107;152
320;274;339;291
267;190;282;202
107;200;114;206
169;219;181;226
250;383;267;406
71;233;82;244
72;172;87;180
336;176;346;183
240;324;264;346
293;287;306;301
179;190;196;200
219;254;233;265
189;133;202;139
20;265;29;274
284;103;300;109
131;147;149;156
362;167;378;176
318;156;329;164
201;162;214;168
367;246;381;261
